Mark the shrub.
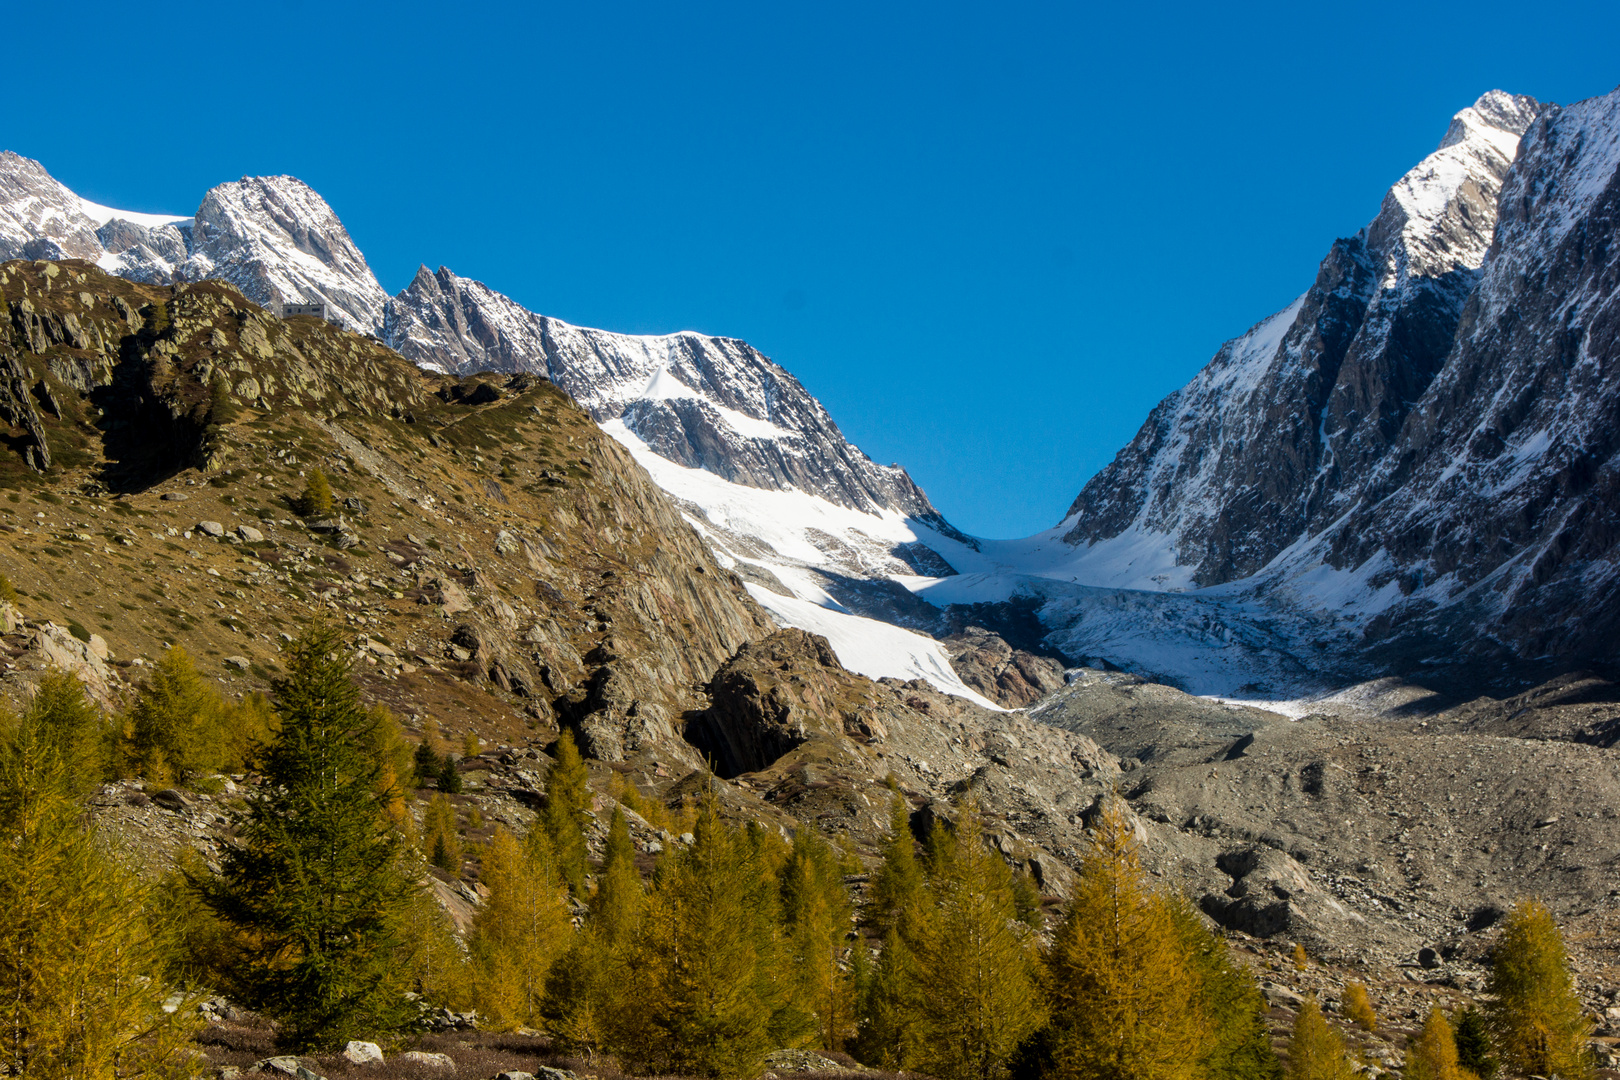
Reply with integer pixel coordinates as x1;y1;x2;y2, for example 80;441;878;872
297;469;335;517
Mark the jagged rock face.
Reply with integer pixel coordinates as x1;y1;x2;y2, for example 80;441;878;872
176;176;390;335
0;152;108;263
384;265;941;517
1314;87;1620;666
1062;91;1542;586
941;626;1067;708
95;218;189;284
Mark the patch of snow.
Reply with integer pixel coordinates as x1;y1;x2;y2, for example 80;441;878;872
743;585;1002;711
75;197;190;229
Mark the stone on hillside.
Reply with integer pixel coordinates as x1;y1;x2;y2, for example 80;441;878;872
160;492;188;501
494;529;519;556
340;1041;384;1066
398;1052;455;1071
224;656;251;671
197;521;225;537
237;524;264;542
765;1049;846;1073
151;788;191;812
307;519;341;533
29;622;114;704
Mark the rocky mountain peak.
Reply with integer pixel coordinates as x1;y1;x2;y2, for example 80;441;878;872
0;151;107;263
177;175;389;334
1060;88;1545;589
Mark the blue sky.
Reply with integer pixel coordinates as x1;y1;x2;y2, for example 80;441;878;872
8;1;1619;536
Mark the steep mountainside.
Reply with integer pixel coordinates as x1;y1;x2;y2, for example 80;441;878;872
1301;86;1620;669
384;264;940;517
1061;91;1543;588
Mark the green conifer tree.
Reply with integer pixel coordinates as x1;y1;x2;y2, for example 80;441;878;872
1485;900;1591;1080
1045;798;1207;1080
1286;996;1354;1080
437;753;462;793
909;799;1045;1080
544;807;644;1053
608;794;780;1078
25;670;105;793
195;624;419;1048
1167;898;1282;1080
1453;1006;1497;1080
544;729;591;893
867;786;925;937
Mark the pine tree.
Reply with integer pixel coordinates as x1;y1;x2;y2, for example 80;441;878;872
545;807;644;1053
437;753;462;793
1406;1008;1466;1080
593;806;643;945
1167;898;1281;1080
299;469;335;517
1485;900;1591;1080
867;787;925;937
1342;982;1377;1033
1286;996;1354;1080
470;827;573;1029
608;794;780;1078
856;923;925;1070
0;702;196;1079
414;738;440;786
124;646;223;783
779;827;857;1051
544;729;590;893
1044;797;1206;1080
909;799;1045;1080
1453;1006;1498;1080
195;623;419;1048
855;785;929;1069
25;669;105;793
422;790;462;875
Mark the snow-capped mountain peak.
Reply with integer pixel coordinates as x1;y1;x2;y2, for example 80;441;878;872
176;175;390;333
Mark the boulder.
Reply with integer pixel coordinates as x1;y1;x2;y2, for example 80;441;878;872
160;492;188;502
398;1052;455;1072
197;521;225;537
150;788;191;812
340;1042;384;1066
224;656;251;671
237;525;265;542
1200;844;1362;942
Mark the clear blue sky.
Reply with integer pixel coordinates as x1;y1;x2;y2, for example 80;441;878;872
7;1;1618;536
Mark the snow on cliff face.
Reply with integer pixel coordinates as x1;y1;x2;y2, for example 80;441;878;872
1298;85;1620;668
1061;90;1542;590
176;176;390;333
385;264;947;519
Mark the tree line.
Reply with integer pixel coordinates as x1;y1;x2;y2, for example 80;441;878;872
0;626;1601;1079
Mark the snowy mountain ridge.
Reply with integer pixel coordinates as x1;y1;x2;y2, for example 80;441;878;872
0;152;988;698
